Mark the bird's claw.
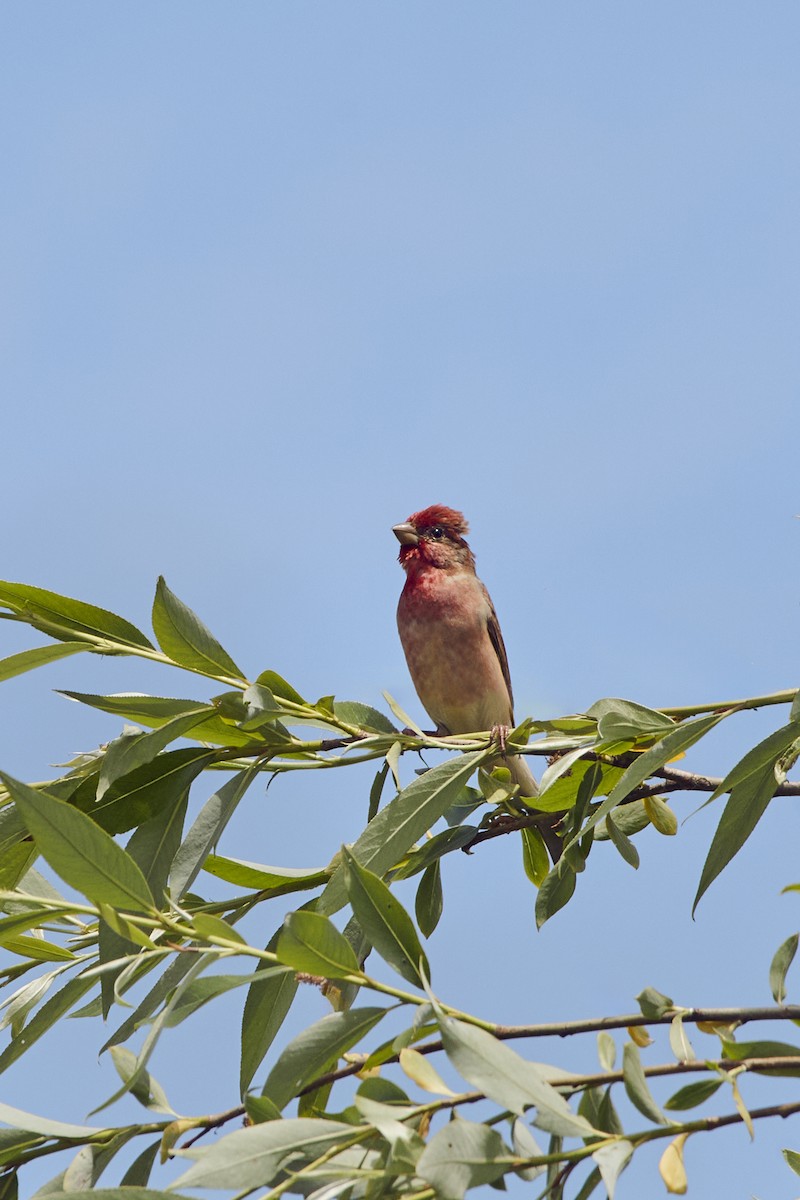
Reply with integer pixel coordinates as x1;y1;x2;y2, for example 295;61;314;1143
490;724;510;753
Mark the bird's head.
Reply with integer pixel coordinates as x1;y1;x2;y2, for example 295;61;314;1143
393;505;475;572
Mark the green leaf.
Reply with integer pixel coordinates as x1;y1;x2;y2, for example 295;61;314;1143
636;986;674;1019
597;1032;616;1071
88;747;214;836
604;811;640;868
97;710;215;799
694;726;800;911
722;1037;800;1062
255;669;306;706
332;701;398;734
520;826;550;888
318;751;487;916
586;698;675;741
416;861;443;937
416;1118;509;1200
171;1118;358;1191
276;910;362;979
592;1139;633;1200
59;691;258;748
439;1016;594;1137
664;1078;723;1110
783;1147;800;1176
262;1007;386;1110
119;1140;161;1186
44;1190;195;1199
391;826;476;880
202;855;329;893
0;1100;104;1139
707;720;800;802
0;642;89;683
109;1045;175;1115
535;860;577;929
191;913;247;946
152;576;245;680
3;774;154;913
0;581;154;650
622;1041;669;1124
1;935;76;963
161;970;288;1029
770;933;799;1004
240;928;299;1096
342;847;429;988
170;767;257;900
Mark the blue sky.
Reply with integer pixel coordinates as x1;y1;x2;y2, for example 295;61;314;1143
2;3;800;1195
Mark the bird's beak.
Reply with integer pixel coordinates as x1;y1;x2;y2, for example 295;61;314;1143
393;522;419;546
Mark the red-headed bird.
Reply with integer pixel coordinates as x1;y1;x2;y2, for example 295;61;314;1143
393;504;561;861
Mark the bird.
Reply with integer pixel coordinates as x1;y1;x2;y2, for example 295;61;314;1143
393;504;562;861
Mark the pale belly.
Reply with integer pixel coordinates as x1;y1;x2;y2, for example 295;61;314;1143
397;577;513;734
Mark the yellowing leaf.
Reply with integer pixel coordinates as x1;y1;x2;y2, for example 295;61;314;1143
398;1048;456;1096
659;1132;689;1193
628;1025;653;1048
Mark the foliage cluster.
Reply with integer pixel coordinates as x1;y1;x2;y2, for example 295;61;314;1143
0;579;798;1198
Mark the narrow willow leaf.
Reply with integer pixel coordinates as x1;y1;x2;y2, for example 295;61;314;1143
604;811;640;868
240;928;298;1096
664;1078;723;1110
783;1147;800;1176
0;1101;104;1139
277;910;362;979
512;1118;545;1181
102;955;197;1053
162;970;287;1029
318;751;487;916
0;642;88;683
707;720;800;802
59;691;257;748
170;767;257;900
171;1118;357;1191
119;1139;161;1186
391;825;476;880
262;1007;386;1111
570;711;728;848
439;1017;594;1137
721;1037;800;1061
97;710;214;799
659;1133;689;1195
730;1075;753;1139
0;908;76;943
203;855;329;892
1;936;75;963
597;1032;616;1072
416;1118;508;1200
110;1045;175;1115
520;826;549;887
333;701;398;734
0;581;154;650
622;1042;668;1125
415;861;443;937
152;576;244;680
3;774;154;913
770;933;799;1004
89;747;213;836
535;859;576;929
256;669;306;705
399;1048;456;1096
587;698;675;741
592;1139;633;1200
191;913;247;946
669;1013;694;1062
342;847;429;987
694;743;792;912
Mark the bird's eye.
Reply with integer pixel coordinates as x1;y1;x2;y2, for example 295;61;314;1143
429;525;445;540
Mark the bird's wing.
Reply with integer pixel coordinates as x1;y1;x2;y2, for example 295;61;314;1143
484;587;514;714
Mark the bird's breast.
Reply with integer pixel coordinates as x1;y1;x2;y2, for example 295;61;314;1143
396;569;512;733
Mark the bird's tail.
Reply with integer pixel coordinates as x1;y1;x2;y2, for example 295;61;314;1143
505;753;564;863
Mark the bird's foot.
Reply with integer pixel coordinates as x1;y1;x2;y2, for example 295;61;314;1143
490;723;510;753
